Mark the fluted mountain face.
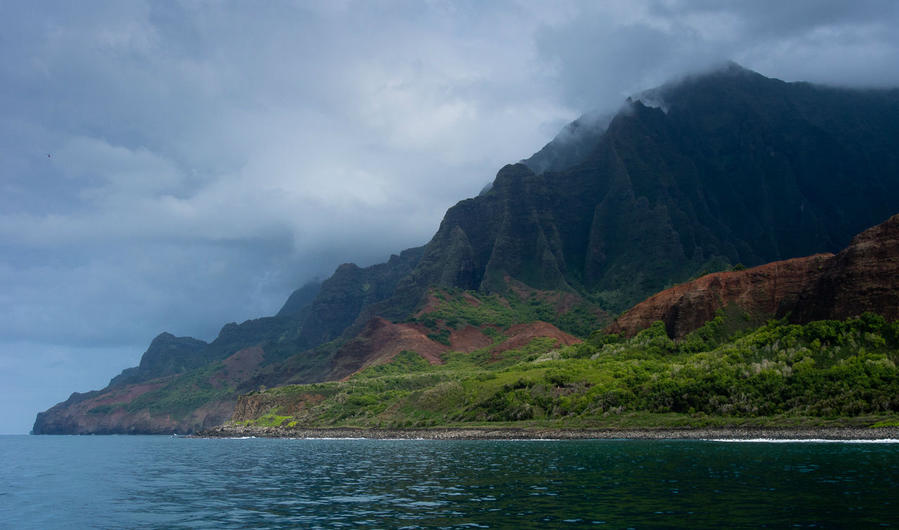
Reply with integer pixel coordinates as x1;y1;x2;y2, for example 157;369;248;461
295;247;424;348
404;64;899;311
276;281;322;318
33;64;899;434
109;333;209;387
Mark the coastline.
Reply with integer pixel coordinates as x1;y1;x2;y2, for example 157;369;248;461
198;424;899;441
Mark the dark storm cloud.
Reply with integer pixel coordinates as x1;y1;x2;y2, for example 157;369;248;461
2;0;898;432
652;0;897;38
535;0;899;111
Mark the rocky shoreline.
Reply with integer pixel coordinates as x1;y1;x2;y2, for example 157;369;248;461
198;424;899;441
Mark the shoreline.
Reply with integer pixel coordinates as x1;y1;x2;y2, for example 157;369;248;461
198;424;899;441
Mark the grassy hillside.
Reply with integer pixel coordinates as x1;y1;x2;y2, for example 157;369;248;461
408;286;603;339
233;312;899;430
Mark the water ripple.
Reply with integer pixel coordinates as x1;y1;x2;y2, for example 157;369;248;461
1;436;898;528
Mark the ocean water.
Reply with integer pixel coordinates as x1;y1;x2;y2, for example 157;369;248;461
1;435;897;528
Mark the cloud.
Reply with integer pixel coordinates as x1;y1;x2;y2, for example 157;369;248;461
0;3;571;433
534;0;899;110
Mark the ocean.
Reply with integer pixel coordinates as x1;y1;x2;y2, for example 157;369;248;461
2;435;897;528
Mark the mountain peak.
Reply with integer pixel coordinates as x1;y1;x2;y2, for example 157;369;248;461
680;60;766;83
521;111;613;174
491;163;536;189
149;331;176;344
718;60;755;75
526;61;767;175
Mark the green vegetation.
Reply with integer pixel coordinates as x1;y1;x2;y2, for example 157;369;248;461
408;287;601;337
85;369;235;423
237;313;899;430
122;365;235;419
424;288;554;328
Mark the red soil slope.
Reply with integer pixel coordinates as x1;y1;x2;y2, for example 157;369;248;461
330;317;581;379
606;213;899;338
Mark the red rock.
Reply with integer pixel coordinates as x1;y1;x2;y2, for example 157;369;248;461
329;317;581;379
794;213;899;322
492;321;581;354
449;325;493;352
329;317;450;380
605;254;832;338
606;214;899;338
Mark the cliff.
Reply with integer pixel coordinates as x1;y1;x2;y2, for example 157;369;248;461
379;64;899;318
109;333;209;387
793;213;899;323
607;213;899;338
31;344;269;434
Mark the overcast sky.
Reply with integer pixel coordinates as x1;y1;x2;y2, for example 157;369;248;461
3;0;899;433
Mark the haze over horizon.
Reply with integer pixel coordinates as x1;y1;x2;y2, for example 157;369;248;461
3;0;899;434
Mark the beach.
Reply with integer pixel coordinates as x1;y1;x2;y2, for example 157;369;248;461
199;424;899;440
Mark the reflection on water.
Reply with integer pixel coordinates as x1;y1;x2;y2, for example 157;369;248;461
1;435;897;528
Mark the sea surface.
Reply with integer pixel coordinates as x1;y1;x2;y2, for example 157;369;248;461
1;435;897;528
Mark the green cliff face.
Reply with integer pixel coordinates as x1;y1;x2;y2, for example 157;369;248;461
295;247;424;349
276;281;322;318
109;333;209;387
410;64;899;312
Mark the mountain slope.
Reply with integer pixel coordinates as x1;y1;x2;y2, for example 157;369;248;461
220;313;899;434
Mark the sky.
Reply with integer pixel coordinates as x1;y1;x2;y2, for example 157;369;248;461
2;0;899;434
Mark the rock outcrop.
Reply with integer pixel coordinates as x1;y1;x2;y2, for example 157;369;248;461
793;213;899;323
606;214;899;338
605;254;832;338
